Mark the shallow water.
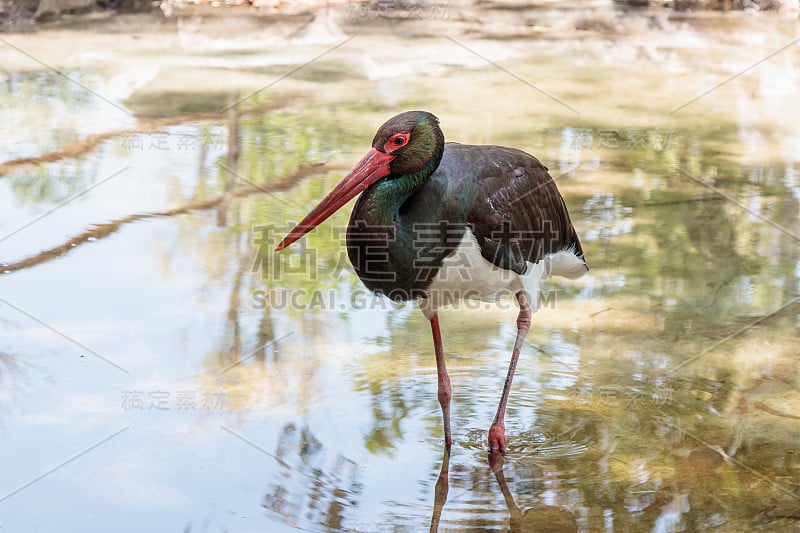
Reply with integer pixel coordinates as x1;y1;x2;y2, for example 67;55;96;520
0;4;799;532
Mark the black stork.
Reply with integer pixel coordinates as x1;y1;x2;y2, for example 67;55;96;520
275;111;587;457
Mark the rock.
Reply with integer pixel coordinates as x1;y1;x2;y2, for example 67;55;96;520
35;0;96;19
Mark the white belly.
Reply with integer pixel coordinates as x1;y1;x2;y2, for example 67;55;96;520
419;228;586;316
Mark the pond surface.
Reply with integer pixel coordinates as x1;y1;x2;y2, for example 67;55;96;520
0;3;799;532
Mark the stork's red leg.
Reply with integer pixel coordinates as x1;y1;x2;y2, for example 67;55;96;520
488;291;532;455
429;312;452;447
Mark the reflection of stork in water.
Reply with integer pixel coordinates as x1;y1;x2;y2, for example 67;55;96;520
492;455;578;533
429;449;578;533
429;445;450;533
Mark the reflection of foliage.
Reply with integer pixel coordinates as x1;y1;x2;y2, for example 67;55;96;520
0;350;17;382
1;69;101;168
362;382;411;455
0;69;97;107
646;195;762;336
238;108;343;183
573;125;796;342
0;351;23;426
9;165;90;205
263;423;363;531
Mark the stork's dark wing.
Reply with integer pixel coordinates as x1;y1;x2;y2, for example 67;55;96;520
464;146;585;274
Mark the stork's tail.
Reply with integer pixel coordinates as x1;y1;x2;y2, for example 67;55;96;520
547;247;589;280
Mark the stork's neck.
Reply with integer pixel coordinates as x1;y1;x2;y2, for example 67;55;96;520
358;147;443;224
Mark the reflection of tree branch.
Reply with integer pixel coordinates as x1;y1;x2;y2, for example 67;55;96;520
224;242;247;367
0;163;327;275
645;196;725;207
0;98;295;177
0;351;17;376
258;296;275;362
754;400;800;421
217;93;241;227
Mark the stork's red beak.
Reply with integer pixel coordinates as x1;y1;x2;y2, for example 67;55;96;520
274;148;395;251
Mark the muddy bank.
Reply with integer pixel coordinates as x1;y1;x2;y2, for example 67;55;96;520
2;0;797;34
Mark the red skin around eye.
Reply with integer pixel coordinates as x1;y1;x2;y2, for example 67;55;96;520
383;133;410;153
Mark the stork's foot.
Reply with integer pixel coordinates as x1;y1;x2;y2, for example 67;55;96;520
488;447;505;471
488;423;506;455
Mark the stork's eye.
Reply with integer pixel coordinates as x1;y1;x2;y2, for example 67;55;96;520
384;133;410;152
